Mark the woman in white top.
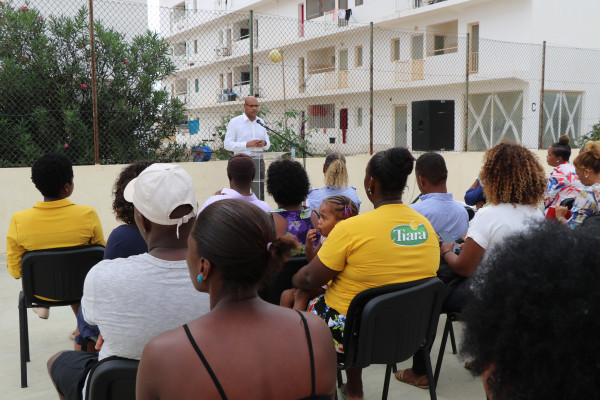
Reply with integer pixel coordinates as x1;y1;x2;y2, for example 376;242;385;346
441;142;546;277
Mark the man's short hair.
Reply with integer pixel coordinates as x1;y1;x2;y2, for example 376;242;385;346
31;153;74;198
227;154;255;182
415;152;448;185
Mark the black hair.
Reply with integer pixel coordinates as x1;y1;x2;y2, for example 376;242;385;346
266;159;311;207
368;147;415;196
550;135;572;162
460;221;600;400
31;152;74;198
415;152;448;185
323;195;358;220
113;161;154;224
227;154;255;182
192;199;298;291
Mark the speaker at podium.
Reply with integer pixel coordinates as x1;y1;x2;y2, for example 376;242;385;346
411;100;455;151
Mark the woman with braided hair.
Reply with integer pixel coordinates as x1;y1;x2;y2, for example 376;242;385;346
556;140;600;229
544;135;582;216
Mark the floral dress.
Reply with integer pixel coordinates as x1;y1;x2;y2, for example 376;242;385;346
272;207;315;255
567;182;600;230
544;162;582;215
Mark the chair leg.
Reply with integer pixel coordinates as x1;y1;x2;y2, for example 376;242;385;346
18;292;29;388
449;317;457;354
434;315;451;386
424;350;437;400
382;364;392;400
392;363;397;374
337;367;344;388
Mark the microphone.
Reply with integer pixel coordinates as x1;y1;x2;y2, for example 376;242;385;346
256;119;266;128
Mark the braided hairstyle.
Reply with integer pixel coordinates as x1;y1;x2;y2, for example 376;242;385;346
367;147;415;197
192;199;298;292
480;142;546;206
322;195;358;221
31;153;73;198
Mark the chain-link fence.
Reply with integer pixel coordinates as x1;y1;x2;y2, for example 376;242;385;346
1;0;599;166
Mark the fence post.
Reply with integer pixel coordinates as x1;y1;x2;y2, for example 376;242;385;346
249;10;254;96
538;40;546;149
369;22;373;155
463;32;470;152
88;0;100;164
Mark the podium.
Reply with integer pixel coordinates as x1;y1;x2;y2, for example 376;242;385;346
250;152;287;200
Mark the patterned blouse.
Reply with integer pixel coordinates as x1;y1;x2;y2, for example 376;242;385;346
272;207;315;255
544;162;582;214
567;182;600;230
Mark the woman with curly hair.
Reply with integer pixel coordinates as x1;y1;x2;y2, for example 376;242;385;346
104;161;154;259
556;140;600;229
306;152;362;212
267;159;318;255
461;221;600;400
439;142;546;278
544;135;582;216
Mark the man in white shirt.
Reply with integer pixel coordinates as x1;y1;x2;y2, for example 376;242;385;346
224;96;270;155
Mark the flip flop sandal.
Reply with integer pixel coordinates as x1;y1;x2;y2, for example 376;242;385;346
394;369;429;389
339;383;347;400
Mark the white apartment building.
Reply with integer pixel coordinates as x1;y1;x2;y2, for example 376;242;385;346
160;0;600;154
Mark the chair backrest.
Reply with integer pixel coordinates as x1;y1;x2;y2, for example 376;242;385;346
21;244;105;307
85;356;139;400
342;277;445;368
258;256;307;305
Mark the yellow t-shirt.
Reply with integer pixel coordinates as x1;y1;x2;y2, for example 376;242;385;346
6;199;106;279
318;204;439;315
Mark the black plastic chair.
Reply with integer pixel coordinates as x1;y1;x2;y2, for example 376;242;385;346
18;244;105;388
258;256;307;305
433;311;461;385
337;277;445;400
85;356;139;400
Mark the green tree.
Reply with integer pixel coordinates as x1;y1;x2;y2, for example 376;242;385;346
0;2;186;166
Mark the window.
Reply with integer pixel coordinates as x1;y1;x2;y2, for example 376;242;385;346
194;40;198;54
542;91;583;148
469;23;479;73
308;104;335;128
355;46;363;67
426;20;458;57
195;79;199;92
411;34;424;60
467;91;523;150
307;47;336;74
306;0;335;20
391;38;400;61
357;107;363;126
355;0;363;5
175;79;187;94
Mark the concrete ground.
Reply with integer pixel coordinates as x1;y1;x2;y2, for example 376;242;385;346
0;253;485;400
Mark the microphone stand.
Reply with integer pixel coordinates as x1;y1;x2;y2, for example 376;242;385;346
258;120;312;169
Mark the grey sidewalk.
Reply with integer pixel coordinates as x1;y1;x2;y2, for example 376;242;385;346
0;254;485;399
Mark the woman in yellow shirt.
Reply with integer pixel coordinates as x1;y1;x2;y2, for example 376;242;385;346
292;147;439;400
6;153;105;326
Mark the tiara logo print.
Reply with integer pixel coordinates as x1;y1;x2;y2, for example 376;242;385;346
391;223;428;246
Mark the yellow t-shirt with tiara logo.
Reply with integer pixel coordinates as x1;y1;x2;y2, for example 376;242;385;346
318;204;439;315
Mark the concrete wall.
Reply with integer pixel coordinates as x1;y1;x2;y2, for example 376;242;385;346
0;150;557;256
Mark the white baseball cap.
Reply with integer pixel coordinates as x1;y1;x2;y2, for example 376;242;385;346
124;163;198;237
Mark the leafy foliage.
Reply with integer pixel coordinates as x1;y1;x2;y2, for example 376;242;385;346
0;2;186;166
575;121;600;149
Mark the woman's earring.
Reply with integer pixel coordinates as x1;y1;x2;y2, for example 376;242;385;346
196;274;203;284
367;189;373;195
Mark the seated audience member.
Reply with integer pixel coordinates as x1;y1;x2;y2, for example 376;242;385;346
47;164;210;400
306;152;362;211
464;177;486;210
556;140;600;229
267;159;318;255
104;161;154;259
461;221;600;400
200;153;270;212
6;152;105;332
280;195;358;311
398;152;469;388
292;148;439;400
75;161;154;350
410;152;469;241
544;135;582;216
136;199;337;400
398;143;546;389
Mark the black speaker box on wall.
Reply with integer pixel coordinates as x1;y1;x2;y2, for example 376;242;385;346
411;100;455;151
